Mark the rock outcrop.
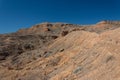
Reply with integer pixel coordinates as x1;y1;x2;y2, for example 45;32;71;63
0;21;120;80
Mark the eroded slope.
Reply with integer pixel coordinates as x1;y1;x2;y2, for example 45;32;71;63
0;21;120;80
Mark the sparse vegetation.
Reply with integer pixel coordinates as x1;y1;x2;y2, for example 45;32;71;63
0;21;120;80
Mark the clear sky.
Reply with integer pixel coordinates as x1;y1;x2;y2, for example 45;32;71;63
0;0;120;34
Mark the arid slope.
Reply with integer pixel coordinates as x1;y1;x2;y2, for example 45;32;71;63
0;21;120;80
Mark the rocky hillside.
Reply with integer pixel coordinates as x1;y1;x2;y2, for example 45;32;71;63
0;21;120;80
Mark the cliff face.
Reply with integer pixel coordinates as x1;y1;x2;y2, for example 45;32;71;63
0;21;120;80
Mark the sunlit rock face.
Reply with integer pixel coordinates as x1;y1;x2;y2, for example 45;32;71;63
0;21;120;80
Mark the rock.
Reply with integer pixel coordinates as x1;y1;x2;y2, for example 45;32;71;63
0;21;120;80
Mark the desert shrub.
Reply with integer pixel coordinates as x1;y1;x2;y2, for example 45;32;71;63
24;43;34;50
61;31;68;36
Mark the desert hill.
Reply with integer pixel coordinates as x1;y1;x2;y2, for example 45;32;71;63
0;21;120;80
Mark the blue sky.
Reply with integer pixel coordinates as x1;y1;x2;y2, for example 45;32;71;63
0;0;120;34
